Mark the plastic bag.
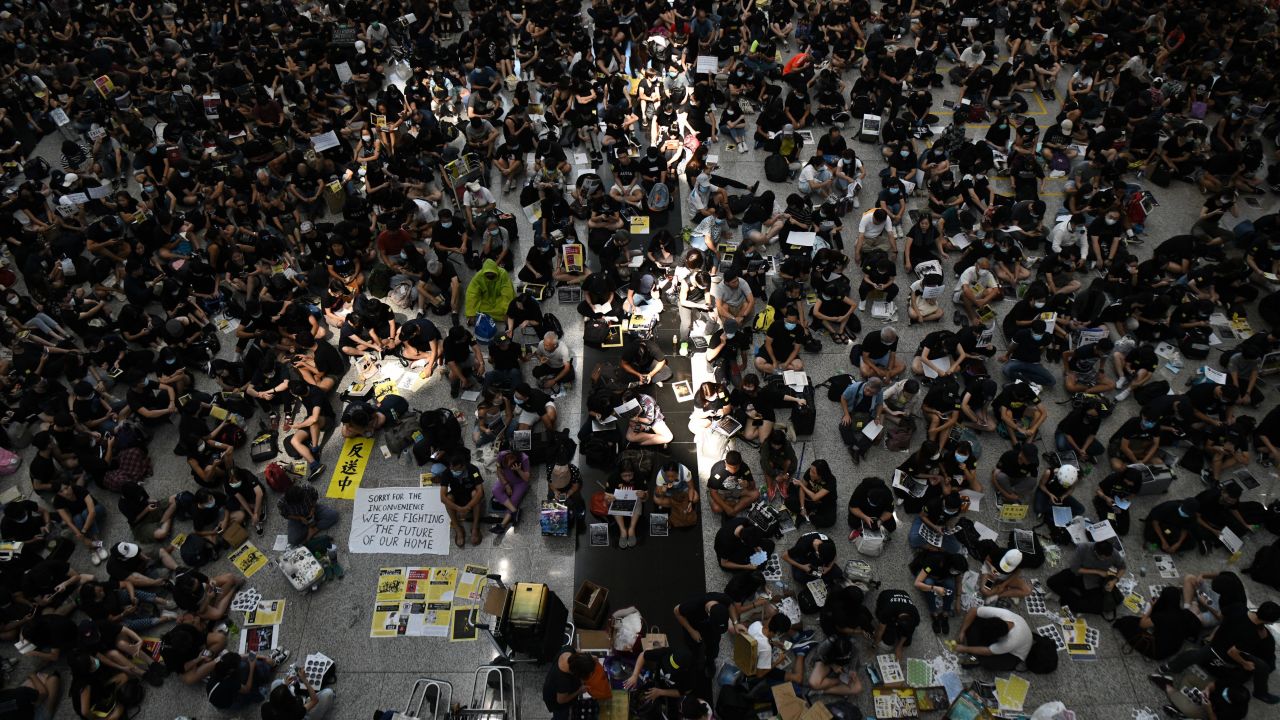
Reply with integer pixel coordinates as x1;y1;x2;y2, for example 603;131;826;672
611;607;643;652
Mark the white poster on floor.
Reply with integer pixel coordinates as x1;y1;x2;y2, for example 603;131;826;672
349;487;450;555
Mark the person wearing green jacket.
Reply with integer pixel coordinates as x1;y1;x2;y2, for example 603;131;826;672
465;258;516;324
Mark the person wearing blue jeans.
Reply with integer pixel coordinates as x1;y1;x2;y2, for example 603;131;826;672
1001;320;1057;388
277;485;340;546
911;550;966;634
1034;464;1085;524
907;493;965;555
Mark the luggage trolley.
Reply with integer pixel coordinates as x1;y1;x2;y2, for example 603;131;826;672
456;665;520;720
475;575;574;665
399;678;454;720
442;153;485;206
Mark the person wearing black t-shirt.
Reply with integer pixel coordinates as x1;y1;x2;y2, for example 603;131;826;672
782;531;843;584
286;380;332;480
755;305;807;373
714;516;774;571
875;589;921;662
991;443;1040;504
1145;498;1200;555
1055;399;1106;462
442;452;486;548
674;591;735;673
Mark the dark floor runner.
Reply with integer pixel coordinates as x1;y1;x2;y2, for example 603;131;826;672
572;189;708;658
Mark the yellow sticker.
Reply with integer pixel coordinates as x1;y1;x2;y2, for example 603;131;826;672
326;436;374;499
998;503;1030;521
229;541;269;578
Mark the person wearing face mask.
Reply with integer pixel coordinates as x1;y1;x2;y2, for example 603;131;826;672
1108;405;1169;472
1049;212;1089;261
1000;319;1056;388
876;176;908;226
1193;190;1238;246
1062;338;1117;395
1087;210;1125;270
755;305;807;373
939;440;980;492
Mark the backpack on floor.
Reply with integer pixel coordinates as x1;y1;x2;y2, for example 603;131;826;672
765;153;789;182
1024;634;1060;673
264;462;293;493
543;312;564;338
647;181;671;212
884;417;916;451
1132;379;1171;406
823;373;855;402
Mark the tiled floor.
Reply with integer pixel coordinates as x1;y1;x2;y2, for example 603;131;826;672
6;47;1280;720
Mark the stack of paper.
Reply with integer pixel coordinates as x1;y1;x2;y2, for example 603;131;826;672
994;675;1030;713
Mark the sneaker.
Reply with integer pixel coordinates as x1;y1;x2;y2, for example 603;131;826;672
790;637;818;653
1114;387;1132;402
1115;376;1130;390
1049;170;1067;178
792;630;815;645
931;616;942;634
958;654;981;668
940;616;951;635
737;143;749;154
308;462;327;481
268;648;291;665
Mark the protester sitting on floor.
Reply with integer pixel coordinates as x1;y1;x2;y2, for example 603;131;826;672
911;550;966;635
1151;601;1280;707
604;458;649;549
1048;540;1126;615
954;605;1034;671
806;635;862;698
441;452;486;548
1145;498;1201;556
277;484;340;548
714;516;774;572
784;460;839;529
708;451;760;520
1113;586;1202;661
340;395;411;438
847;476;898;537
782;531;843;585
978;547;1033;604
874;588;922;663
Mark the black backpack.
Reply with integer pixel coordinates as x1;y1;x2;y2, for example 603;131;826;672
1024;634;1060;673
1132;379;1171;406
542;312;564;338
581;436;616;469
765;153;789;182
823;373;856;402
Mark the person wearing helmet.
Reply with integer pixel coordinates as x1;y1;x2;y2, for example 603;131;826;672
978;547;1033;603
1034;463;1084;524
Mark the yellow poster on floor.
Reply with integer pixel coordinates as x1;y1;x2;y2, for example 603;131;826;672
229;541;269;578
456;564;488;602
428;567;457;602
371;567;407;638
327;436;374;499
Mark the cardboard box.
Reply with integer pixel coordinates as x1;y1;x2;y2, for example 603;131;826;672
575;629;612;656
573;580;609;628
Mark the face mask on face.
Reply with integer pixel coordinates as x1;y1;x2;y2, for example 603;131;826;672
144;185;156;193
954;453;969;463
1104;217;1118;225
899;150;909;157
1032;301;1045;309
1141;420;1156;429
440;221;452;228
1031;333;1044;342
889;187;899;195
452;469;465;478
784;321;797;330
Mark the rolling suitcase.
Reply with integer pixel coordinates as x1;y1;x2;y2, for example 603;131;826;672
790;386;816;435
506;582;569;661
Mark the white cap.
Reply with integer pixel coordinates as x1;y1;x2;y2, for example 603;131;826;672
466;181;481;192
999;549;1023;573
354;40;367;54
1056;464;1079;487
300;220;314;233
116;542;140;559
61;173;79;188
782;123;795;134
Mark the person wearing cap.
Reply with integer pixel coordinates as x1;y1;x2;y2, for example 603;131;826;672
104;540;173;592
687;173;723;222
954;604;1034;671
1154;600;1280;707
1145;497;1203;555
782;531;844;585
461;179;497;233
674;591;737;673
625;271;664;320
977;545;1033;603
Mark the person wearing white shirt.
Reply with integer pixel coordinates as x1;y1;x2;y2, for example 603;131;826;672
1049;213;1089;261
461;181;496;230
954;605;1033;670
856;208;897;263
954;256;1000;325
959;42;987;69
797;156;834;202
